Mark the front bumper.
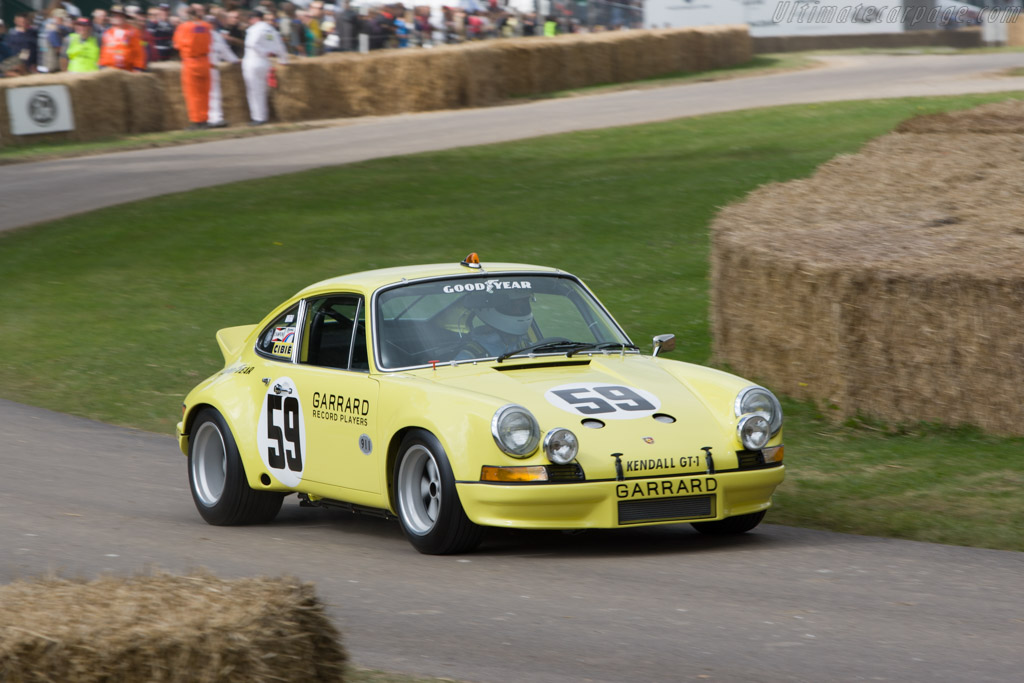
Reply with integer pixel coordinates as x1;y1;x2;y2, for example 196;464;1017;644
457;465;784;529
176;420;188;456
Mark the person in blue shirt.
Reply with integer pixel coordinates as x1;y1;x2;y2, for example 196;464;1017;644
394;15;410;48
5;13;39;73
0;20;12;62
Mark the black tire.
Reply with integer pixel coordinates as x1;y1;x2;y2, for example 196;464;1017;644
188;408;284;525
691;510;766;536
393;429;482;555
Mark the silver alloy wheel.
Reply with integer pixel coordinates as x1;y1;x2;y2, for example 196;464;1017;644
191;421;227;507
397;444;442;535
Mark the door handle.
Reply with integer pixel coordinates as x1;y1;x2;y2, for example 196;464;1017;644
273;383;292;395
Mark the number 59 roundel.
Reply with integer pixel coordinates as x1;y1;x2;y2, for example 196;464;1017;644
257;377;307;487
544;382;661;420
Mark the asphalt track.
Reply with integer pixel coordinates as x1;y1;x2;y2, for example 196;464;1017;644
2;53;1023;682
1;399;1021;683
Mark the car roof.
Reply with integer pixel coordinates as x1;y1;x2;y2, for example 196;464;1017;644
295;261;565;297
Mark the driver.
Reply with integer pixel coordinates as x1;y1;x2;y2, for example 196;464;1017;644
457;290;534;359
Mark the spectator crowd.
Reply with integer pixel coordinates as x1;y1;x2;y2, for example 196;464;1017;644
1;0;643;125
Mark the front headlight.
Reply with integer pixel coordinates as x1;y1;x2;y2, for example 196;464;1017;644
491;404;540;457
734;385;783;436
543;428;578;465
738;414;771;450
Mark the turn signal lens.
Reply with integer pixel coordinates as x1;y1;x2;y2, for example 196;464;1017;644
480;466;550;482
763;445;784;463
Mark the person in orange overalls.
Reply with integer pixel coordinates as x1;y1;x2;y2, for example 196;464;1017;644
99;5;145;72
173;6;213;129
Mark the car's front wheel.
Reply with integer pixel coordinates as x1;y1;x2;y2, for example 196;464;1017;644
691;510;766;536
394;430;482;554
188;408;284;525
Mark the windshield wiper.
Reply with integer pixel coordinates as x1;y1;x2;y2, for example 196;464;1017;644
567;342;641;357
496;340;593;363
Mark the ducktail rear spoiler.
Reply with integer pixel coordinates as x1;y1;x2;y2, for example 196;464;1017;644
216;324;257;364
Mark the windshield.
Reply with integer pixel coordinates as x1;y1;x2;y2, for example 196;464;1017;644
375;274;632;369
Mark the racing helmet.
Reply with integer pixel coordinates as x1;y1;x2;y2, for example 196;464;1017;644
478;290;533;336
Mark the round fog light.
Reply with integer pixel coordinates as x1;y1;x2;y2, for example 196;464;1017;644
544;428;579;465
738;414;770;450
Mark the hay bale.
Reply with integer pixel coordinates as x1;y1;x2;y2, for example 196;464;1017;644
72;71;134;140
577;34;615;86
369;50;435;114
0;573;347;683
459;41;507;105
710;102;1024;434
415;47;472;110
122;71;165;133
487;40;537;97
1009;19;1024;47
148;61;189;130
314;52;363;118
688;27;711;72
521;39;571;94
273;59;325;122
350;53;397;115
218;62;250;126
607;31;647;83
662;30;696;74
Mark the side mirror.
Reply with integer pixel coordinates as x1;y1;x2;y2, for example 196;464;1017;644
652;333;676;357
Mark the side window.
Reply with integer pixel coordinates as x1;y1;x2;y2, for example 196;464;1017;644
303;295;368;372
256;304;300;360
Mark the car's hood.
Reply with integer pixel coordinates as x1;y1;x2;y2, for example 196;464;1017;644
428;355;739;479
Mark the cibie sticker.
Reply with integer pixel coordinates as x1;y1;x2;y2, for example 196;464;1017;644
257;377;306;487
270;326;295;357
545;383;661;420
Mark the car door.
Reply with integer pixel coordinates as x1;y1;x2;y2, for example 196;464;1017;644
285;293;381;495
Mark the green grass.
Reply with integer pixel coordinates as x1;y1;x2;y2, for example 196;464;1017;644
776;402;1024;550
2;91;1022;551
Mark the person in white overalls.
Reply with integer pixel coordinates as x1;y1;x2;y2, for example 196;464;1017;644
242;8;288;125
206;18;239;128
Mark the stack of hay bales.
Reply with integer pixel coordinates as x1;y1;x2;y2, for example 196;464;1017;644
1;26;751;145
710;99;1024;434
0;573;347;682
270;27;751;119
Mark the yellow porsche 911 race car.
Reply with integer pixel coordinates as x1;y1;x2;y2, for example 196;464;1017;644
178;254;784;554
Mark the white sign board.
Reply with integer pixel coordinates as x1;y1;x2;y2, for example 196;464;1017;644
646;0;908;36
6;85;75;136
647;0;747;29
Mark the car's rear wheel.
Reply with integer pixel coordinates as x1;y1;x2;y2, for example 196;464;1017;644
691;510;766;536
189;408;284;525
394;430;482;555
